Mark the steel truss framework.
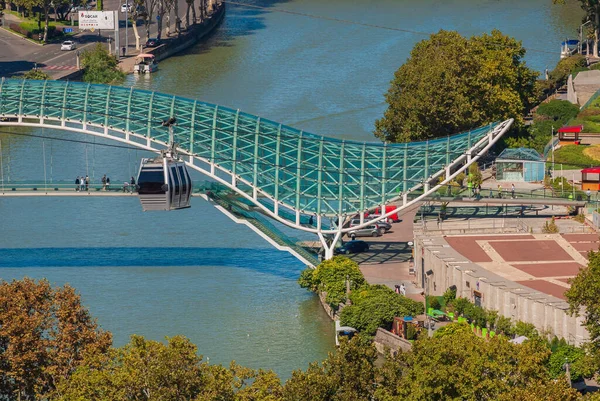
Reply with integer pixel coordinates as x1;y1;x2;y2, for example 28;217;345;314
0;78;512;258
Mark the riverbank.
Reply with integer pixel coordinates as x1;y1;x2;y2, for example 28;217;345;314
117;3;226;75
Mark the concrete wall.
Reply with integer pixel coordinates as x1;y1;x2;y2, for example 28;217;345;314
373;328;412;355
414;233;588;345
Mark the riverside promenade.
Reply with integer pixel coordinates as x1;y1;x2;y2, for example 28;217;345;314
0;1;224;79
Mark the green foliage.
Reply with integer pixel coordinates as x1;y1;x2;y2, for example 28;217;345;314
80;43;125;84
553;145;598;168
467;163;482;187
514;321;539;338
426;295;441;310
375;29;538;142
340;284;423;336
574;213;586;224
495;315;514;336
443;286;456;306
297;267;316;291
454;172;465;187
542;216;559;234
21;68;51;80
548;343;591;382
284;336;377;401
376;323;579;401
566;249;600;354
549;55;587;87
536;100;580;123
309;256;365;306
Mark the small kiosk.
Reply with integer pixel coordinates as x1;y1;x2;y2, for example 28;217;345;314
581;167;600;191
558;125;583;144
495;148;545;182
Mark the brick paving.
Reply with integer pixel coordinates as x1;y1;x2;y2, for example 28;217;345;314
490;240;573;262
515;280;569;300
510;262;583;278
445;235;533;263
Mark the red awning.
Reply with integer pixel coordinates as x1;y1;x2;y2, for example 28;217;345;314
581;167;600;174
558;125;583;133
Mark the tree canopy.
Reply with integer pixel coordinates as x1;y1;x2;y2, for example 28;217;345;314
80;44;125;84
0;278;112;400
374;29;538;143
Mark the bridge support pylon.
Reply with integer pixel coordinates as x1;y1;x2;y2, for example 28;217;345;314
318;230;342;261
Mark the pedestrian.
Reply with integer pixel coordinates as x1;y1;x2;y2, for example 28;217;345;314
437;212;441;228
497;184;502;199
400;283;406;296
85;175;89;191
587;188;592;202
467;181;473;197
308;215;314;226
511;183;515;199
106;176;110;190
101;174;107;190
75;176;80;191
395;285;400;294
130;176;136;193
489;187;493;198
80;175;85;191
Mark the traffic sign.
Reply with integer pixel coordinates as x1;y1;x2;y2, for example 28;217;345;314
64;27;73;33
156;15;160;20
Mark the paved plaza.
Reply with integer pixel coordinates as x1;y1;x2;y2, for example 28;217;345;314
445;232;600;300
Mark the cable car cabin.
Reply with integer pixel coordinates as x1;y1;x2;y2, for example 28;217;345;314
136;157;192;211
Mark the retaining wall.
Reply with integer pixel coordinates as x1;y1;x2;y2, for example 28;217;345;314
413;233;588;345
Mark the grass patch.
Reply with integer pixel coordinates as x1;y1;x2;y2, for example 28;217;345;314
553;145;599;169
583;145;600;161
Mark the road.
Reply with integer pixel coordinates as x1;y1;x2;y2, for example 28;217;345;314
0;0;190;78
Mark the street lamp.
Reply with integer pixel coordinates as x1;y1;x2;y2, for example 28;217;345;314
580;20;592;55
425;269;434;337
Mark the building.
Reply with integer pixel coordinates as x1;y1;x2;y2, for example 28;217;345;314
495;148;545;182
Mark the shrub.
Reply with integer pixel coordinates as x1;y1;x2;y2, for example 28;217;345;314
467;163;482;187
427;296;441;310
550;55;586;86
443;287;456;306
536;100;580;123
542;216;559;234
340;284;424;336
301;256;365;306
548;344;590;382
514;321;539;338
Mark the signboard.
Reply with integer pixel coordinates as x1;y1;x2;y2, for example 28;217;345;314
79;11;115;30
64;27;73;33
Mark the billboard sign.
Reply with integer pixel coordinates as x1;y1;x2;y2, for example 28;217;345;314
79;11;115;30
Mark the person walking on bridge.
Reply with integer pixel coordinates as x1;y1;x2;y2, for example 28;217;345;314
511;183;515;199
85;175;89;191
75;176;80;192
102;174;107;190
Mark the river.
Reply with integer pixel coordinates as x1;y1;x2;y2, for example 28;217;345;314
0;0;583;378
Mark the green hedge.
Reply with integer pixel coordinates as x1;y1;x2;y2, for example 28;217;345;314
340;285;423;336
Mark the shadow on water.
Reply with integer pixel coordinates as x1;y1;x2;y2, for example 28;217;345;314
0;247;304;280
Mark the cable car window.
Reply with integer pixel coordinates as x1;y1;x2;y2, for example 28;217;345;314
138;170;166;194
171;166;180;195
178;166;187;194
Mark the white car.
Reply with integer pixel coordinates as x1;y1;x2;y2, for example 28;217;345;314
120;3;131;12
61;41;76;51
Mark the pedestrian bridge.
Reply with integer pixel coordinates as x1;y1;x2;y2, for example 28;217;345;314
0;78;512;257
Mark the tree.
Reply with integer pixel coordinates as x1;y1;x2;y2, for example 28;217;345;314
554;1;600;58
142;0;159;40
21;68;51;80
374;30;538;143
340;285;423;336
298;256;366;306
155;0;174;39
375;323;580;401
0;278;112;400
80;43;125;84
566;249;600;353
283;337;377;401
128;0;146;50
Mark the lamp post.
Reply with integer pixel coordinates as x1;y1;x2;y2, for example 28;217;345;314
580;20;592;55
425;269;434;337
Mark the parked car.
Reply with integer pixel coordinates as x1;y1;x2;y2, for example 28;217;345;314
145;37;160;47
348;224;380;239
61;40;76;51
350;218;390;235
336;240;369;255
120;3;132;12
